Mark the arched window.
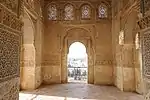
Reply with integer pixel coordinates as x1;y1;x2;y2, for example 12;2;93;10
81;5;91;19
64;4;74;20
119;30;124;45
98;4;108;18
135;33;140;49
48;4;57;20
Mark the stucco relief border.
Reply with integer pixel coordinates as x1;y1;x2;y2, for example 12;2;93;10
59;25;96;52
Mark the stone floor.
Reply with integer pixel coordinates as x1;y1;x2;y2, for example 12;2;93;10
19;83;144;100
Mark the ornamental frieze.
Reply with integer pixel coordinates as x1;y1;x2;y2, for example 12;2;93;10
95;60;113;65
42;61;60;66
42;54;60;66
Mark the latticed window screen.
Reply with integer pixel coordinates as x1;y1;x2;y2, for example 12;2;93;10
64;4;74;20
81;5;91;19
48;4;57;20
98;4;108;18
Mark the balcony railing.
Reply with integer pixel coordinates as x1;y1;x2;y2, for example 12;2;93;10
68;67;87;82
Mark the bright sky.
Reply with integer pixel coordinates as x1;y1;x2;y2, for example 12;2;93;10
68;42;87;58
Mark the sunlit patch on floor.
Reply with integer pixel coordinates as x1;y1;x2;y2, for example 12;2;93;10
19;83;144;100
19;93;99;100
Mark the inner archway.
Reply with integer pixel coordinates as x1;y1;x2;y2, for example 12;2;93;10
67;42;88;83
20;10;36;90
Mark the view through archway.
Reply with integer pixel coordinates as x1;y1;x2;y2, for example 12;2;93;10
67;42;88;83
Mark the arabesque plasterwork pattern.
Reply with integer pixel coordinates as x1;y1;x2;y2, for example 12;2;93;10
139;0;150;97
142;31;150;79
0;0;22;82
0;27;20;82
0;0;23;99
1;0;149;100
0;0;18;14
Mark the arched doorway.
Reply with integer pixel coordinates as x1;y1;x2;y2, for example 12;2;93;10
20;10;36;90
67;42;88;83
61;28;95;84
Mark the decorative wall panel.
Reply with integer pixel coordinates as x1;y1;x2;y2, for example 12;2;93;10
0;0;22;82
142;31;150;79
0;0;22;99
0;27;20;82
141;29;150;100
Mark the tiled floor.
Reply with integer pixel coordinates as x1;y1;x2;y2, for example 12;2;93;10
19;83;144;100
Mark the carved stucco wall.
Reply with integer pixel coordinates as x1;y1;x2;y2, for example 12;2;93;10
138;0;150;95
0;0;23;99
138;0;150;99
112;0;143;93
18;0;146;95
141;28;150;100
42;0;113;85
